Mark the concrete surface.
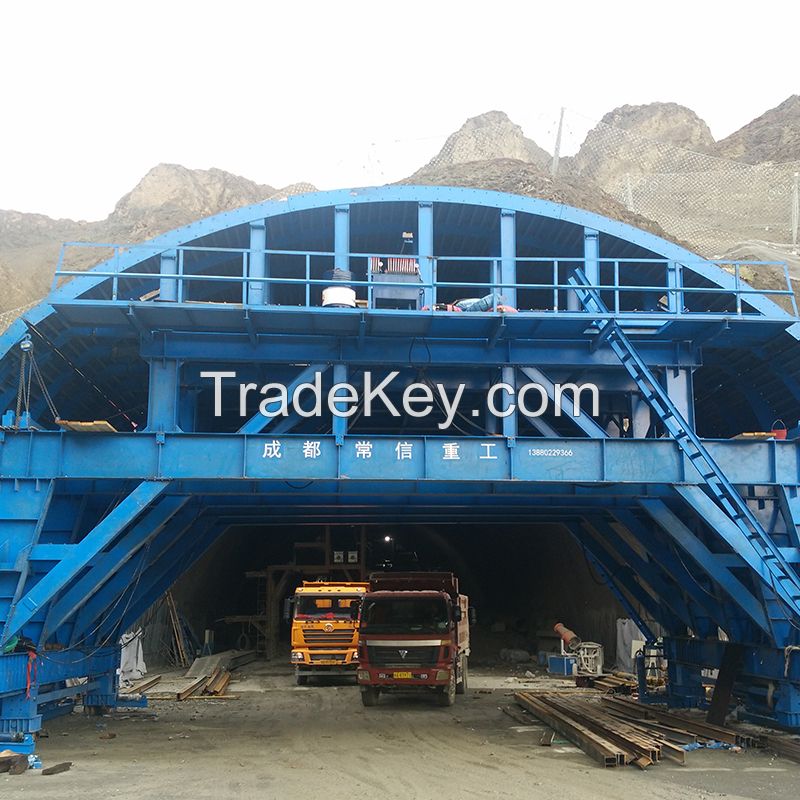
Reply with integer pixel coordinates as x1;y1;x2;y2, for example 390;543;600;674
3;662;799;799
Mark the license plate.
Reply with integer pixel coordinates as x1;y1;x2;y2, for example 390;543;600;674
393;671;413;679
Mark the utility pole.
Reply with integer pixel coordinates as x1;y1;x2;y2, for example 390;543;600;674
551;107;565;177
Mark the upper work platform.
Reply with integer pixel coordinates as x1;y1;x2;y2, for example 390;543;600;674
5;185;796;346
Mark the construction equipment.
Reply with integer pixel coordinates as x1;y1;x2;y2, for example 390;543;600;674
289;581;368;685
355;572;474;707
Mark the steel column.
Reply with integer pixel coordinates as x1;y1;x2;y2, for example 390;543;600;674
248;220;268;305
418;201;434;308
499;209;516;308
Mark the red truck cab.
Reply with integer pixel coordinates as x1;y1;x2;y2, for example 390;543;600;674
355;572;472;707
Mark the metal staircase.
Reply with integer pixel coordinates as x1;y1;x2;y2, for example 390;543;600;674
569;270;800;621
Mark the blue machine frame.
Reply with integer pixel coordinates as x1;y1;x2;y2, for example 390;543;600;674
2;185;800;748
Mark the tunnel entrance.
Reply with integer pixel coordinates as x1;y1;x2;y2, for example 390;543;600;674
157;522;626;672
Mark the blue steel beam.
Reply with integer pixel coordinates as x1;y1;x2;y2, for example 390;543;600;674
67;504;200;646
568;520;684;634
564;522;658;641
582;517;694;629
99;520;228;643
610;509;727;636
0;481;168;646
41;495;191;639
248;221;268;306
518;366;607;438
140;332;702;368
0;480;55;645
499;209;516;308
4;433;798;486
674;484;800;627
237;363;329;435
418;201;434;308
638;498;772;637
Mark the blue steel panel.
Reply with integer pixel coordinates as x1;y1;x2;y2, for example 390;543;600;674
2;433;799;485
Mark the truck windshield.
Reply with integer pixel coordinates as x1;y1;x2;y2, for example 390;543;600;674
362;597;449;634
294;596;359;620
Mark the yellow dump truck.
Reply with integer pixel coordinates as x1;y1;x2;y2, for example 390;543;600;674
290;581;369;685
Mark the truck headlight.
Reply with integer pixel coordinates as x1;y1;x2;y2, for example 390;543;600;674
291;651;304;662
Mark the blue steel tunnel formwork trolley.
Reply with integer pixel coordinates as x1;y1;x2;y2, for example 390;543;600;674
2;185;800;751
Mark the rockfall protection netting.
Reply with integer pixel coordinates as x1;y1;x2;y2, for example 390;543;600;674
559;107;800;259
367;106;800;262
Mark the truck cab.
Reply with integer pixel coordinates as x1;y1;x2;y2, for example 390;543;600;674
290;582;369;684
355;572;473;706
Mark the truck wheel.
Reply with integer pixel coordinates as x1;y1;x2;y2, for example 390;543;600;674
295;673;308;686
456;656;468;695
360;687;380;707
438;670;456;706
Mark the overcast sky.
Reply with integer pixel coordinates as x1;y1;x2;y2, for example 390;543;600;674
1;1;797;221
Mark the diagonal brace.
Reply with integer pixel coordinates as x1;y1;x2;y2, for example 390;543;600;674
42;494;191;638
238;363;329;434
1;481;168;646
638;497;771;636
518;366;607;438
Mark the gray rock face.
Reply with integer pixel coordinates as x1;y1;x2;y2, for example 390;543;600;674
570;102;717;189
0;165;315;316
109;164;276;235
412;110;552;176
715;95;800;164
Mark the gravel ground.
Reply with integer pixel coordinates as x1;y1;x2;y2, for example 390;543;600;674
3;662;799;800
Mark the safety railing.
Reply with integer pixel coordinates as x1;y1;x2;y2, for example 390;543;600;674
52;242;798;319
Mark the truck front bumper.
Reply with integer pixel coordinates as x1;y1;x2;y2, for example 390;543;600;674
356;667;450;687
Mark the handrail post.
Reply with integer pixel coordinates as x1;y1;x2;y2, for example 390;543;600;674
735;263;742;316
305;254;311;308
177;248;184;304
553;260;559;312
112;247;119;301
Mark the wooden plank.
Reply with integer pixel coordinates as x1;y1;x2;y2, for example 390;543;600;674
128;674;162;694
57;420;117;433
177;676;207;701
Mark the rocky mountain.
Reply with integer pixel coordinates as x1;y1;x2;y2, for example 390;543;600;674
411;110;552;177
568;102;717;188
715;95;800;164
0;165;316;316
108;164;276;236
